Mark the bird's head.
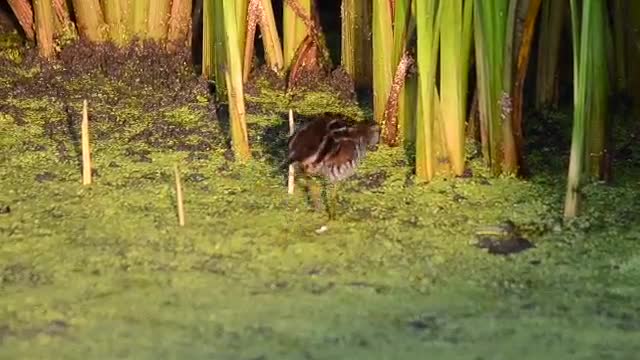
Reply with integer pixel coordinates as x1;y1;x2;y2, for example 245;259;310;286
360;122;381;151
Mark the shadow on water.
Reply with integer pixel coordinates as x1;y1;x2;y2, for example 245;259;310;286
63;104;83;174
212;102;234;160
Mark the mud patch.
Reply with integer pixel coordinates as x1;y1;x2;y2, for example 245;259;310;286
288;67;356;104
0;263;51;287
35;171;56;182
355;171;387;191
244;64;287;98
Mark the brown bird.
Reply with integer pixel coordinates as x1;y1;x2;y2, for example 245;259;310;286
287;113;381;218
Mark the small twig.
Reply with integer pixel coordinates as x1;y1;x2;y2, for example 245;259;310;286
174;164;185;226
81;99;92;186
287;109;295;195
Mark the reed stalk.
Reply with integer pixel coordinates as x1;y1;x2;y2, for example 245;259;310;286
383;0;414;146
243;0;260;82
341;0;372;89
71;0;106;42
202;0;226;98
223;0;251;161
535;0;565;110
415;0;441;181
102;0;127;44
81;100;92;186
33;0;55;59
129;0;149;40
174;164;185;226
473;0;519;175
283;0;311;68
236;0;249;57
512;0;542;176
52;0;75;39
564;0;608;218
7;0;35;41
147;0;171;41
586;0;610;179
439;0;474;175
167;0;193;51
259;0;284;73
372;0;394;129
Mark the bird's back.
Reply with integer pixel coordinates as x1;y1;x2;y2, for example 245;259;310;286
287;113;380;182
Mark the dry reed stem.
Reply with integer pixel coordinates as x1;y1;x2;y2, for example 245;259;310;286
287;109;295;195
174;164;185;226
243;0;262;82
8;0;35;41
81;99;92;185
382;51;413;146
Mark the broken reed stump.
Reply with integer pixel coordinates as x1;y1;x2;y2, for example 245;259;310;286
287;109;295;195
174;164;185;226
81;99;92;185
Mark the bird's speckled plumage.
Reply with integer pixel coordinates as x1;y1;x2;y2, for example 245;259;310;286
287;114;380;183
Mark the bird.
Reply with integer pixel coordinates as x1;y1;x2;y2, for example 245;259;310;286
286;113;381;218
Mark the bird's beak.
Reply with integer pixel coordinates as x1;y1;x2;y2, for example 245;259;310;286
367;125;381;151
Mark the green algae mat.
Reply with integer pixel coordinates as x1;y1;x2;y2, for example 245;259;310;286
1;41;640;360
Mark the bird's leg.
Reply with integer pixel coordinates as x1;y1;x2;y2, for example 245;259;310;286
306;175;323;211
327;181;340;220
